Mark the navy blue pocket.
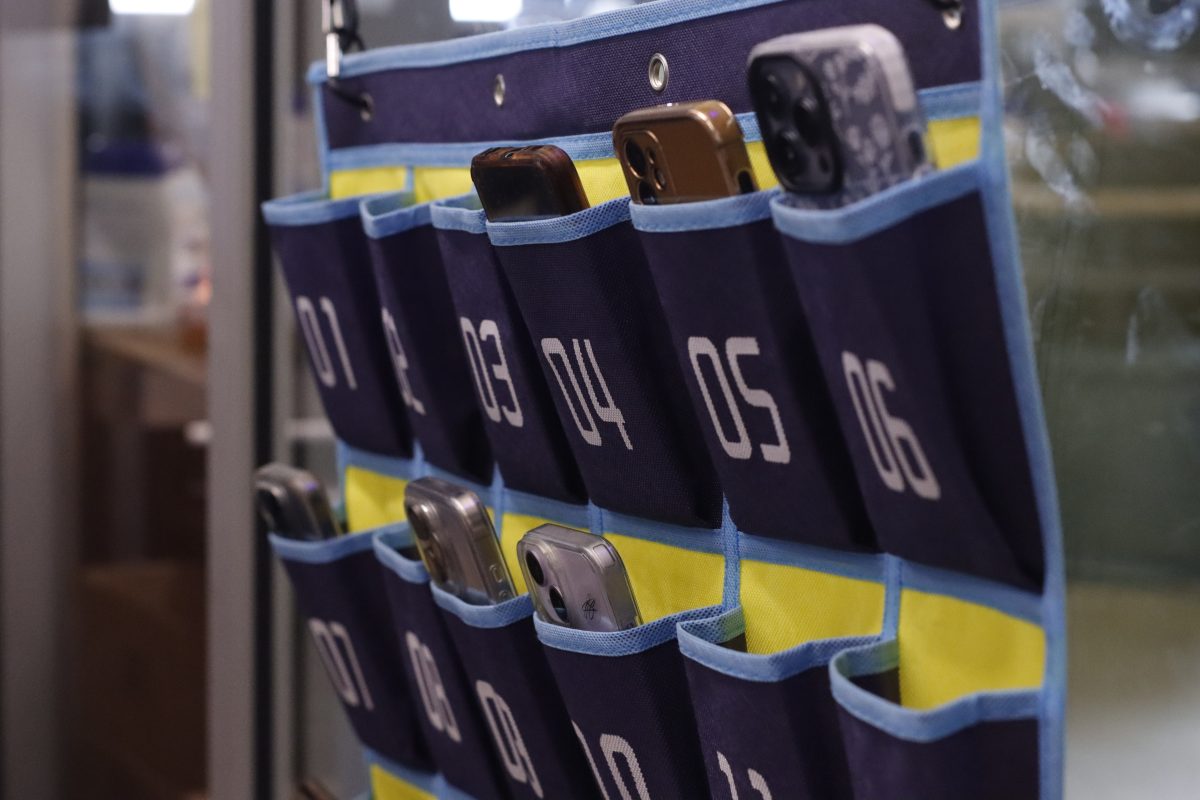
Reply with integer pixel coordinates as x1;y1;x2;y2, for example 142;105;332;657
772;165;1044;590
432;195;587;504
270;531;431;771
831;639;1041;800
362;194;493;483
433;586;601;800
535;607;717;800
678;608;869;800
262;192;412;457
633;190;872;551
374;530;510;800
489;199;721;528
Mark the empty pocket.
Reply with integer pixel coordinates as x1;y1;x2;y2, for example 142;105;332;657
270;530;431;772
433;586;601;800
633;190;872;551
262;192;413;458
831;639;1041;800
432;194;587;504
362;193;493;483
489;199;721;528
771;164;1044;590
677;543;887;800
374;530;510;800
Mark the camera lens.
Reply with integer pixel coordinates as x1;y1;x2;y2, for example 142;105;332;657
653;168;667;190
256;490;282;532
763;72;788;116
548;586;570;624
775;130;807;175
793;96;824;146
524;551;545;586
624;139;647;177
637;181;658;205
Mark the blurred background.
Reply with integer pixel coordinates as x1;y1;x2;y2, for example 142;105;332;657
0;0;1195;797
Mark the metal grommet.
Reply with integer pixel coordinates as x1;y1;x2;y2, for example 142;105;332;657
493;74;506;107
358;92;374;121
648;53;669;93
942;4;963;29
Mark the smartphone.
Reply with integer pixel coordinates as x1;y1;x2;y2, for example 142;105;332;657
748;25;932;205
517;524;640;632
613;100;757;205
470;144;590;221
403;477;515;605
255;463;342;541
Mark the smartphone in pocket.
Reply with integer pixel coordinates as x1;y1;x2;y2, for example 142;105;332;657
470;144;590;221
255;463;342;541
613;100;757;205
404;477;516;604
517;524;641;632
748;24;933;206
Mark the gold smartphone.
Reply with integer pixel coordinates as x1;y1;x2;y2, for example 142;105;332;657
517;524;641;632
613;100;757;204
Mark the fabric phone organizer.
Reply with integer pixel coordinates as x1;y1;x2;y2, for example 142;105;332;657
374;528;512;800
360;193;494;484
268;532;438;797
487;200;723;528
261;192;413;458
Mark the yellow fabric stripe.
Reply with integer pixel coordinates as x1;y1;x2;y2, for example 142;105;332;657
604;533;724;623
898;588;1045;710
326;116;978;206
740;560;885;655
369;764;436;800
344;466;409;532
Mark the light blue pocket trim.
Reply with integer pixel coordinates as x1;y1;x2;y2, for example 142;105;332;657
431;582;534;629
361;747;441;795
502;488;590;530
486;197;631;247
735;532;888;584
535;604;723;657
339;441;426;482
920;81;983;121
629;187;781;233
360;192;430;239
770;161;981;245
678;605;879;683
261;190;373;227
308;0;787;81
900;560;1043;626
829;638;1041;743
435;775;479;800
372;525;430;585
430;193;487;234
268;527;395;565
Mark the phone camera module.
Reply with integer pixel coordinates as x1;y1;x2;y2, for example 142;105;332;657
763;71;790;116
637;180;658;205
624;139;647;178
775;129;808;175
548;586;570;624
793;95;825;146
524;551;546;586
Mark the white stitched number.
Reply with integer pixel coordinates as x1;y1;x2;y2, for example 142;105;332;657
296;295;357;390
382;308;426;415
308;619;374;711
405;632;461;743
687;336;790;464
574;723;652;800
477;681;543;798
717;752;773;800
841;351;940;500
541;337;632;450
461;318;524;428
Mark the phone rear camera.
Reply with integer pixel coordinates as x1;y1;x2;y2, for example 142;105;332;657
524;551;546;586
762;71;791;117
653;168;668;190
548;586;570;624
502;149;517;159
793;96;825;146
255;490;282;532
775;130;808;175
624;139;647;177
637;180;658;205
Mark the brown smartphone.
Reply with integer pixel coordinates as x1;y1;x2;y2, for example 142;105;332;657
470;144;590;221
613;100;757;204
